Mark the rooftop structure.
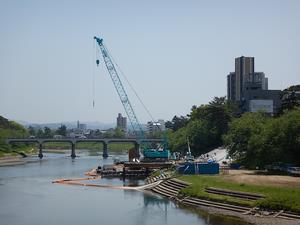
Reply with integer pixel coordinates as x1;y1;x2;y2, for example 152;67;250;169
116;113;127;131
147;119;165;133
227;56;281;114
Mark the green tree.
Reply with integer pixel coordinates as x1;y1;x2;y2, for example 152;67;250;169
43;127;52;138
28;126;36;136
224;108;300;168
36;129;43;138
103;129;114;138
168;127;188;152
0;116;10;128
113;127;125;138
168;96;238;155
94;129;102;138
265;108;300;165
188;96;237;147
165;116;188;131
223;112;269;168
56;124;67;136
9;121;27;132
0;116;29;153
279;85;300;114
186;120;219;156
190;97;235;138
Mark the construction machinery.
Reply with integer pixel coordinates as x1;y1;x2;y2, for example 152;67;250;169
94;36;169;161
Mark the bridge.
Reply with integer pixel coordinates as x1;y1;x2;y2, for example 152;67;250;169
6;138;163;158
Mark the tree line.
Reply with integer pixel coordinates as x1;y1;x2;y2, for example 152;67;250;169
166;97;237;155
28;125;126;139
223;108;300;168
0;116;29;153
28;125;67;138
166;89;300;168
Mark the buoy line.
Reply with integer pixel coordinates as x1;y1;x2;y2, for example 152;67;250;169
52;168;162;191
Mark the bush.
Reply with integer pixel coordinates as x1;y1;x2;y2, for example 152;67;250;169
223;108;300;168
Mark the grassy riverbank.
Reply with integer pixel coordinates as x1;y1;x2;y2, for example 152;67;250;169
179;174;300;213
0;115;35;158
0;145;37;157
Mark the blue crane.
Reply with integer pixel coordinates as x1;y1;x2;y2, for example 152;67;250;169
94;36;170;160
94;36;144;139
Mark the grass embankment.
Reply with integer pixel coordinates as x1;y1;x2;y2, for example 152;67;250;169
0;115;37;158
0;144;37;158
179;175;300;213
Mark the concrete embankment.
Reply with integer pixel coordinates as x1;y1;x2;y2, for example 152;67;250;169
149;178;300;225
150;178;189;197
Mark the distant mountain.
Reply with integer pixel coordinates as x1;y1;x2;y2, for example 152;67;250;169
17;121;116;130
16;120;149;131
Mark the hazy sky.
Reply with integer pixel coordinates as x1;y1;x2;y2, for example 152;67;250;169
0;0;299;124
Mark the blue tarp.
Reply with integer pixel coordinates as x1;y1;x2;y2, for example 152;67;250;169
177;162;219;175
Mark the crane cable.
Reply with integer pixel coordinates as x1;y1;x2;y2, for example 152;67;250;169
92;40;96;108
105;45;157;125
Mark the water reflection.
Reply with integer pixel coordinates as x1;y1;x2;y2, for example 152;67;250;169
123;189;252;225
179;205;251;225
142;192;169;207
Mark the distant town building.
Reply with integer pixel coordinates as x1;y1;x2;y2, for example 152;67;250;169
77;120;87;131
227;56;281;114
116;113;127;131
147;119;165;133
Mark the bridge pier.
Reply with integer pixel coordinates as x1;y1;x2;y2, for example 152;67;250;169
135;142;140;158
71;142;76;158
103;142;108;158
38;143;43;159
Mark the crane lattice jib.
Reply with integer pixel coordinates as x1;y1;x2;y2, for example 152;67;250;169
94;36;144;139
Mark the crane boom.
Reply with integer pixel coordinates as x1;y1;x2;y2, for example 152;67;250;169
94;36;144;138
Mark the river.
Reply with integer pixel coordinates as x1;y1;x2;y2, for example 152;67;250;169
0;150;251;225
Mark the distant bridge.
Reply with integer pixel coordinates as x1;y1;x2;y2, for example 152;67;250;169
6;138;163;158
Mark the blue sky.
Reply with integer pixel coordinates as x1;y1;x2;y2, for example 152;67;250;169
0;0;299;123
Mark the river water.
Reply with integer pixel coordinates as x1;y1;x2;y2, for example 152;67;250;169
0;151;251;225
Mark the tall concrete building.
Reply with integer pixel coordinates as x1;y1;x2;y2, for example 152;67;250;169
116;113;127;131
227;72;236;101
77;120;87;131
227;56;268;101
227;56;281;114
235;56;255;101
